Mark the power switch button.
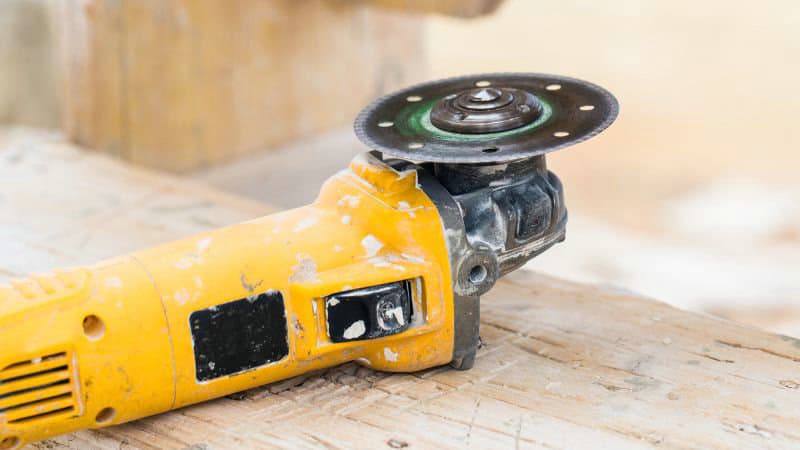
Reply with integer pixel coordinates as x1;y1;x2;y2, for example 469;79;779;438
325;280;412;343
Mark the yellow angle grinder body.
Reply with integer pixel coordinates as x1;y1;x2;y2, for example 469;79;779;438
0;73;617;447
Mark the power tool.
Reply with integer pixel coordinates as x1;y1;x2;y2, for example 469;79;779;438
0;73;617;447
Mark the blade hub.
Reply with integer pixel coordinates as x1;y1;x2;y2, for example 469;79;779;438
431;86;541;134
458;88;509;109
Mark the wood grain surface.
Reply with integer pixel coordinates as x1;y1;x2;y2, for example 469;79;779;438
59;0;426;172
2;129;799;449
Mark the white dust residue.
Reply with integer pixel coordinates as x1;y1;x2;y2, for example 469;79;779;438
384;347;398;362
293;216;319;233
174;288;191;305
197;237;213;253
401;253;426;264
343;320;366;339
397;201;418;218
352;152;418;186
269;210;292;234
105;276;123;289
289;254;320;283
338;195;361;208
370;258;391;268
175;238;212;270
341;215;351;225
361;234;384;257
368;255;405;271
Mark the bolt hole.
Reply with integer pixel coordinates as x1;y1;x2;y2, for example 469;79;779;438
378;121;394;128
579;105;595;111
475;80;491;87
82;315;105;341
0;436;20;450
482;147;499;153
553;131;570;138
406;95;422;102
468;265;488;285
95;407;116;424
408;142;424;149
545;84;561;91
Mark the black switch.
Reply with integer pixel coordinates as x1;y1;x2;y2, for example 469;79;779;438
325;280;413;343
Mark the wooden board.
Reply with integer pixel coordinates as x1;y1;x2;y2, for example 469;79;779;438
59;0;427;172
3;129;800;449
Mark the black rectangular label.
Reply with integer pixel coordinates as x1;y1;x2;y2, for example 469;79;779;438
190;291;289;382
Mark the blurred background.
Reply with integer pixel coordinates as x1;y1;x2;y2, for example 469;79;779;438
2;0;799;334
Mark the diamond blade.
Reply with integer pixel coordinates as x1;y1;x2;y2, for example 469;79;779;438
354;73;618;163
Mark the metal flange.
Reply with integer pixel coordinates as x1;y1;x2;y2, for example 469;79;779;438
354;73;619;163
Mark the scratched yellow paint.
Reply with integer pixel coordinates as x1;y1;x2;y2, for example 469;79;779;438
0;155;455;446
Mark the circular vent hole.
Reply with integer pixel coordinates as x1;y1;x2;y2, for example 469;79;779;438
579;105;595;111
408;142;424;149
95;407;116;424
545;84;561;91
475;80;491;87
82;315;106;341
553;131;570;138
378;121;394;128
406;95;422;102
0;436;20;450
469;265;488;284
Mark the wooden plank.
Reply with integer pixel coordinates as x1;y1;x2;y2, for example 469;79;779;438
2;128;799;449
59;0;426;172
0;0;60;127
0;128;270;278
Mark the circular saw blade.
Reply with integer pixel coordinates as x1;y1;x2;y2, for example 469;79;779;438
353;73;619;163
